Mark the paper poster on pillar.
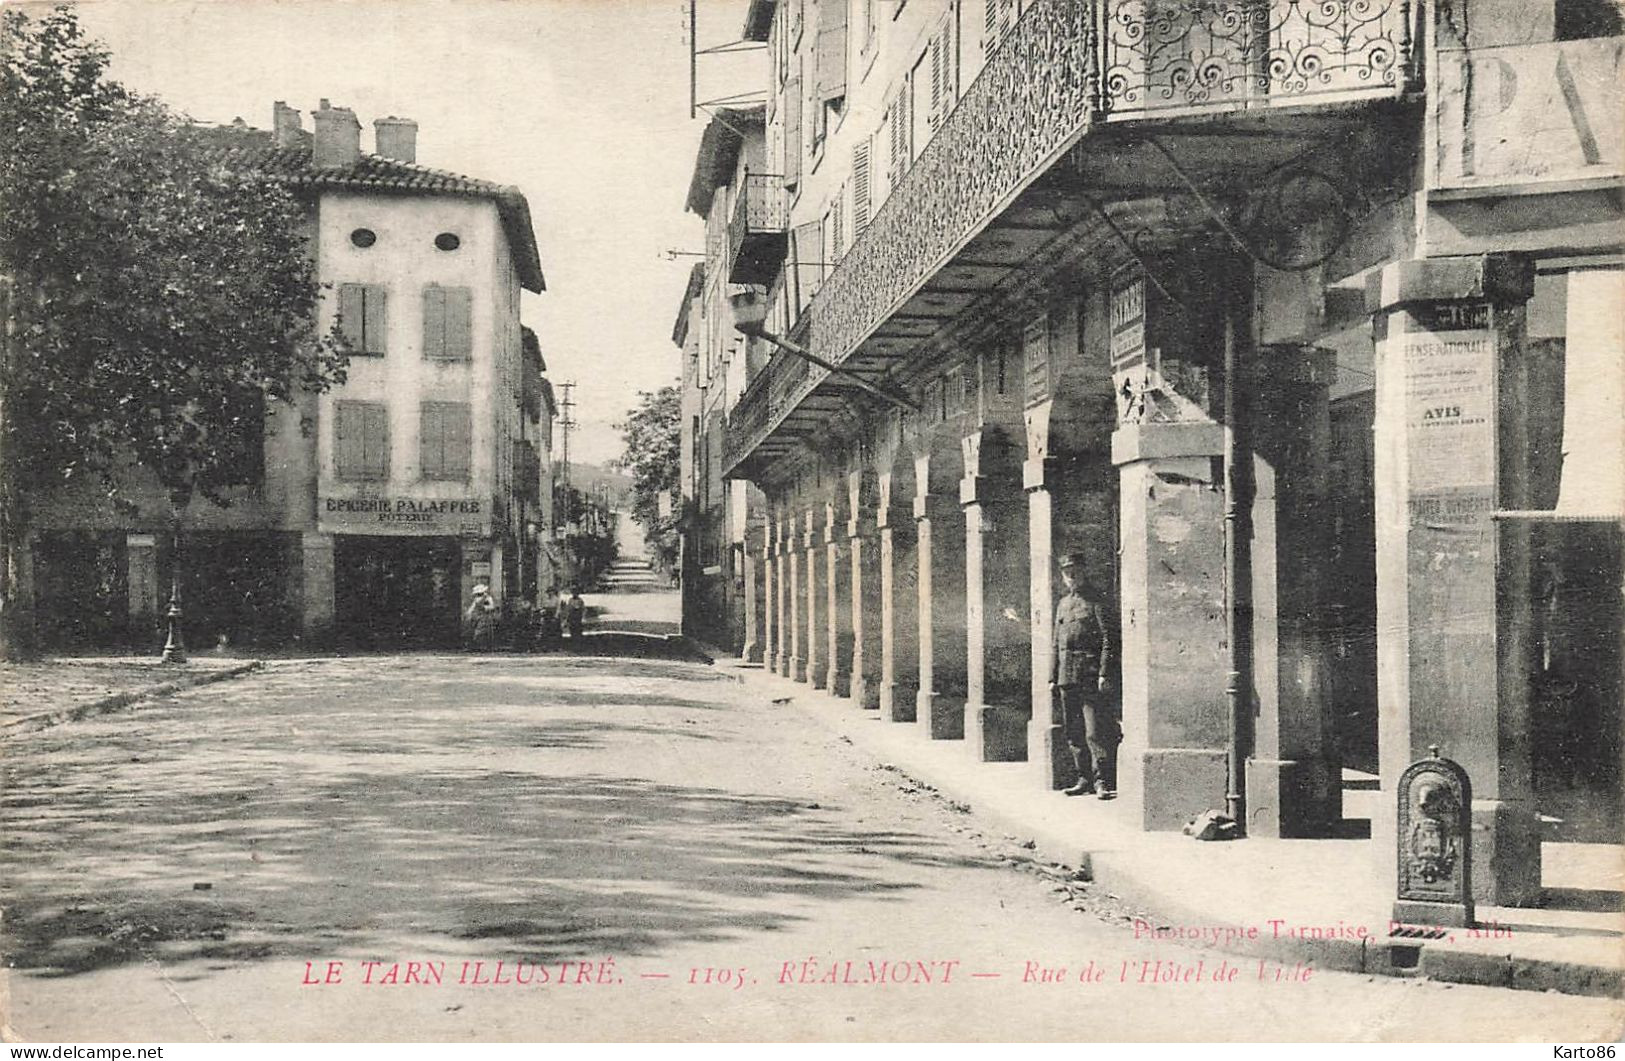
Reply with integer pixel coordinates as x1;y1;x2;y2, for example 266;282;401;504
1401;303;1497;495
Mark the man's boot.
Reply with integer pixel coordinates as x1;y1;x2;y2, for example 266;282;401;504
1095;751;1117;801
1063;748;1094;796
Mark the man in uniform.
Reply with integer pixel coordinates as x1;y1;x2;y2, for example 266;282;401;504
1050;552;1118;800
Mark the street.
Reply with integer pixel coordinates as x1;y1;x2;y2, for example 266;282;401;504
1;647;1618;1042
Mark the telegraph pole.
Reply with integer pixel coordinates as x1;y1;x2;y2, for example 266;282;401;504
558;381;576;528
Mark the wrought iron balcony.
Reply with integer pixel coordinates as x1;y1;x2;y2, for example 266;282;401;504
1100;0;1412;119
727;171;789;285
723;0;1417;477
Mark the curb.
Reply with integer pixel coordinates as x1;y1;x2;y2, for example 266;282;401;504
720;660;1623;1001
0;661;265;736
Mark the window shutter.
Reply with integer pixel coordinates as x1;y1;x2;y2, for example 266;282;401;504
794;219;823;310
815;0;848;101
338;284;365;350
423;287;446;359
364;403;389;479
363;286;387;355
784;77;802;186
936;31;949;112
888;80;913;192
446;403;472;480
833;186;845;258
853;138;872;231
927;12;959;131
444;288;473;360
420;401;444;477
984;0;1012;58
335;401;358;478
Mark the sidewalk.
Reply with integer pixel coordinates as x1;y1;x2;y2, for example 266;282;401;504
710;652;1625;999
0;656;262;733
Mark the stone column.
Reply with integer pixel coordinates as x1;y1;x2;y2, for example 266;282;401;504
879;470;920;721
1025;455;1068;788
803;509;823;687
126;532;161;648
762;521;777;670
1367;254;1540;906
962;431;1031;761
1113;422;1230;831
916;486;967;740
1244;344;1342;838
740;536;760;663
300;531;336;647
848;472;883;710
826;500;853;699
787;517;803;680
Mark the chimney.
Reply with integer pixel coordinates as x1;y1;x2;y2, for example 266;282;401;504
373;116;418;164
311;98;360;168
272;100;303;147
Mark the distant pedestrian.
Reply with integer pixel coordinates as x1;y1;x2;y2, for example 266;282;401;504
566;587;586;640
464;582;498;652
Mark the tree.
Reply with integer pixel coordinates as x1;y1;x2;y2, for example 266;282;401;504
0;7;348;659
615;385;681;576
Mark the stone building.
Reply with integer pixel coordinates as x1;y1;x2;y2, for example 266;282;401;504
683;0;1623;909
674;108;774;650
21;100;550;652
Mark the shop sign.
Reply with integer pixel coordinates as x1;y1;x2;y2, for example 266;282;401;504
319;495;488;536
1435;37;1622;189
1111;275;1149;424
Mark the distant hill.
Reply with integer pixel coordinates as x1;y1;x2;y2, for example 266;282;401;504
561;461;634;508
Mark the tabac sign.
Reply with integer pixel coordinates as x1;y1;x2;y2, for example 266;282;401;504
1435;37;1623;189
320;496;488;537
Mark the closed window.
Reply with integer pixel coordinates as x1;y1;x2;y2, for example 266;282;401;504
423;285;473;361
334;400;390;481
337;284;388;356
420;401;472;481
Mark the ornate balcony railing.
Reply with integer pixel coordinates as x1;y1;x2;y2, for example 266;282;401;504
728;171;790;285
723;0;1415;475
1101;0;1411;117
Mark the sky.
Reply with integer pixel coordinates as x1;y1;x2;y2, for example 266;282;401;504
44;0;757;467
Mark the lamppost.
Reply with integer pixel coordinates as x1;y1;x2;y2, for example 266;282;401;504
160;488;188;663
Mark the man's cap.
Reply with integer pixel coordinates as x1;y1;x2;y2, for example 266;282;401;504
1059;552;1087;570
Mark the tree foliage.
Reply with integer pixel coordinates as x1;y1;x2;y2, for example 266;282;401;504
0;7;348;654
615;385;681;573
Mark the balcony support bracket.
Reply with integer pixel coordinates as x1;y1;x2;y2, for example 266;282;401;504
736;324;920;414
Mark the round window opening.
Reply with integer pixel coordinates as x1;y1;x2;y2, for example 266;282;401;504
434;232;461;252
349;228;377;248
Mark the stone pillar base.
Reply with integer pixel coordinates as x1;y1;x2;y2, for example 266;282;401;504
828;668;851;698
300;532;336;648
1128;748;1227;831
793;658;808;682
883;682;917;722
917;689;964;740
1029;720;1075;790
851;675;880;710
767;651;781;673
1472;799;1543;908
810;662;828;689
1245;757;1342;838
742;640;763;665
966;702;1029;761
